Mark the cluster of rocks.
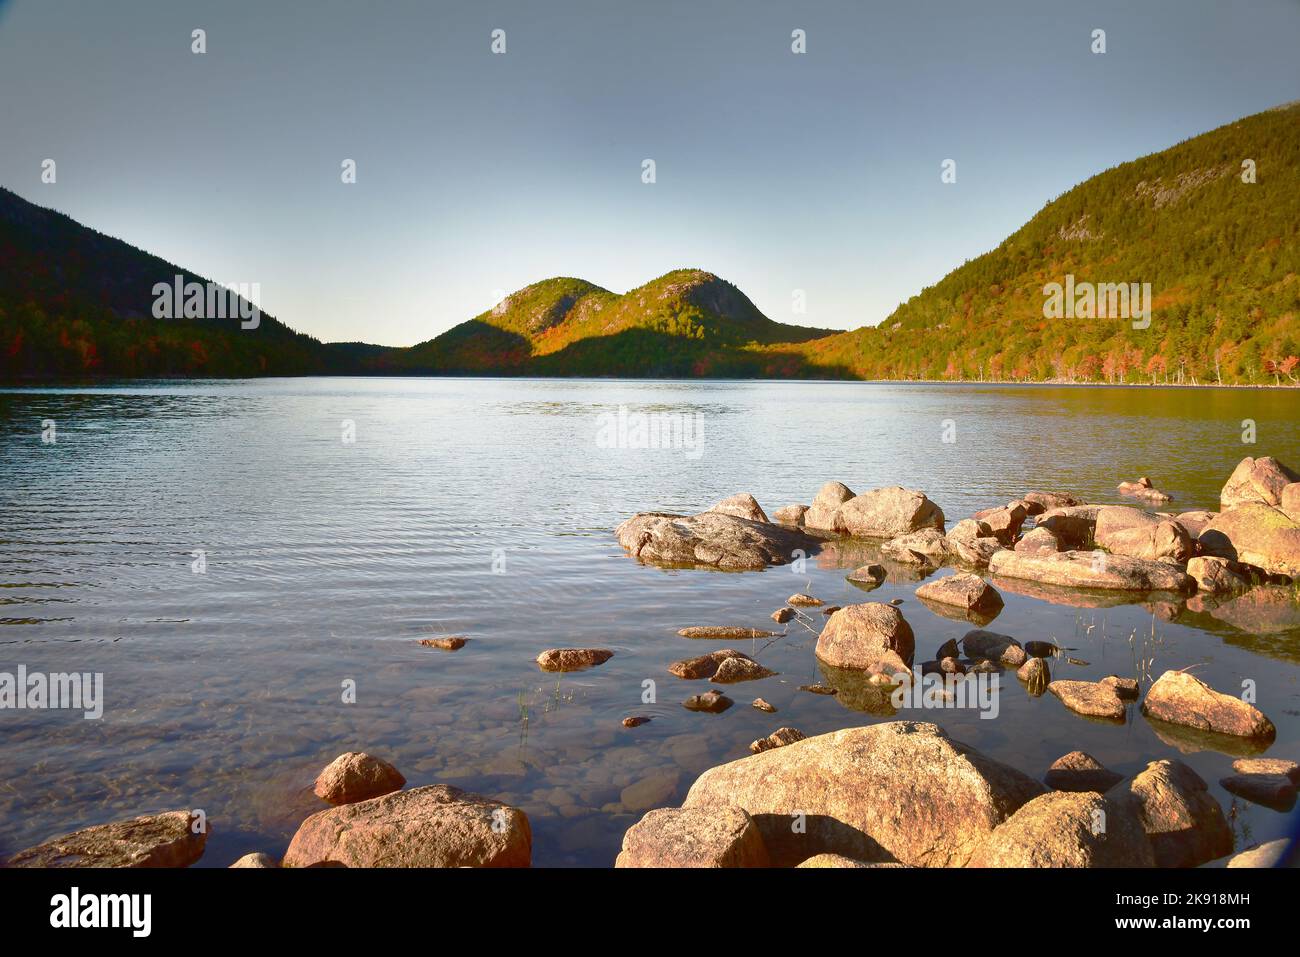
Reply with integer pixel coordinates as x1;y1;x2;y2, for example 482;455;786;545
614;721;1292;868
618;459;1299;608
3;750;533;869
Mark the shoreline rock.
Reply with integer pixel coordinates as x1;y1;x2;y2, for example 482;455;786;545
815;602;915;672
615;807;769;868
536;648;614;672
283;784;531;868
1141;670;1276;740
314;752;406;806
681;721;1044;867
989;549;1194;593
616;509;819;570
5;810;207;868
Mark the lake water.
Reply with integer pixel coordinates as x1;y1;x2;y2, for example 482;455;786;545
2;377;1299;866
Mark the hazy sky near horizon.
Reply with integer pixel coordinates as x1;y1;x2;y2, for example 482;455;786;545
2;0;1298;347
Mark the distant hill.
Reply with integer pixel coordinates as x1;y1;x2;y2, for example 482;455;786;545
783;101;1300;385
363;270;836;376
0;186;339;377
4;101;1298;383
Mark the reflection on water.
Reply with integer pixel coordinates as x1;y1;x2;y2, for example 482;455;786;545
0;378;1298;866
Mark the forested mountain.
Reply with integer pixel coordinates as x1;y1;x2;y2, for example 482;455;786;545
784;101;1300;385
0;186;340;377
357;270;834;376
4;101;1298;383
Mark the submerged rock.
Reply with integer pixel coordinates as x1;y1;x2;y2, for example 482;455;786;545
615;509;819;570
788;592;823;606
283;784;531;868
676;625;775;639
968;791;1153;867
989;549;1193;592
1101;675;1140;700
615;806;769;868
1141;670;1276;739
1043;751;1123;793
419;636;467;650
815;602;915;672
962;629;1026;666
668;648;754;680
536;648;614;672
683;690;733;712
314;751;406;806
1232;757;1300;783
749;727;807;754
5;810;207;868
682;721;1044;866
1122;760;1231;868
847;563;887;585
1218;772;1297;810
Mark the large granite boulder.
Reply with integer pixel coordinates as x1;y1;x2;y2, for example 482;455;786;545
989;549;1193;592
615;510;818;570
836;487;945;538
282;784;531;868
804;481;856;530
681;722;1045;867
915;573;1003;614
5;810;207;868
1220;455;1298;509
967;791;1153;867
1121;760;1232;868
615;806;770;868
972;503;1028;546
1141;670;1275;740
1199;503;1300;577
1036;505;1104;548
815;602;915;672
1094;506;1195;558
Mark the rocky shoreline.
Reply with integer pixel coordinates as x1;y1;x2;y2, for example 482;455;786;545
6;456;1298;869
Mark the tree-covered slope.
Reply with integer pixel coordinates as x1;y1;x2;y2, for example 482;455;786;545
0;186;340;377
371;269;834;376
785;101;1300;384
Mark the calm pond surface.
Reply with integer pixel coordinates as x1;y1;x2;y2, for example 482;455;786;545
1;377;1299;866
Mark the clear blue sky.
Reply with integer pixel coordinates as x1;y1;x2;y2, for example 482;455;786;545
2;0;1297;346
